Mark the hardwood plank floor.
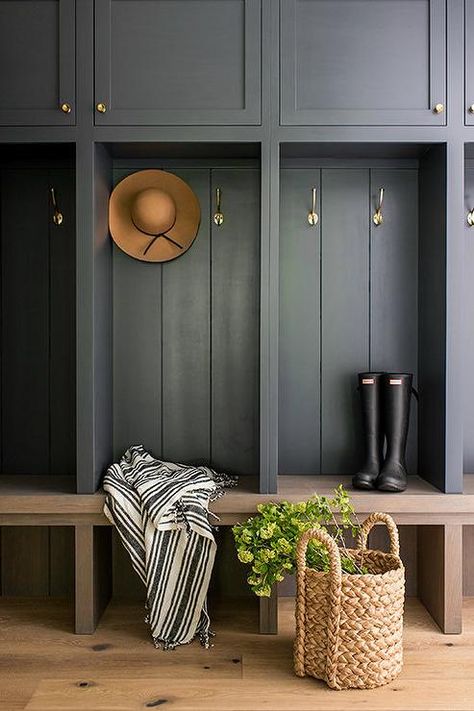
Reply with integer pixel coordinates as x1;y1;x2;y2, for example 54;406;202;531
1;597;474;710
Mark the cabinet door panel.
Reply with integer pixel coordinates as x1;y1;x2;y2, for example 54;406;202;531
281;0;446;126
95;0;261;125
0;0;75;125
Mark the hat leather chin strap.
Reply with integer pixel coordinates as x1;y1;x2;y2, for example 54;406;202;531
143;232;183;256
131;217;183;255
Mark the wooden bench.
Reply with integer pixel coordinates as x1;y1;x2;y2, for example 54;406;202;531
1;475;473;636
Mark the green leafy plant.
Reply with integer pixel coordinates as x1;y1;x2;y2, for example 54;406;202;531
233;485;365;597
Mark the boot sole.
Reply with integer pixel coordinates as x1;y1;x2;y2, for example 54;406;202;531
377;480;407;493
352;479;376;490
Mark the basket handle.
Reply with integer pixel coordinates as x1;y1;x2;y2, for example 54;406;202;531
358;512;400;557
294;527;343;689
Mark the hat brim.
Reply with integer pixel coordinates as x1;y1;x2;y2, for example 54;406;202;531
109;169;201;263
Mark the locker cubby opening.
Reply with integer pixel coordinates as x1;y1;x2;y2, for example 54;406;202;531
278;142;448;492
0;525;75;603
0;144;76;489
111;526;254;603
90;142;261;493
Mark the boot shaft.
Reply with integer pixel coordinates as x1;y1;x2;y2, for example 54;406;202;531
352;372;385;490
382;373;413;459
357;372;385;460
376;372;414;492
358;372;384;430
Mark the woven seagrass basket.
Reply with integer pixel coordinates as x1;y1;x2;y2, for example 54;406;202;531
294;512;405;690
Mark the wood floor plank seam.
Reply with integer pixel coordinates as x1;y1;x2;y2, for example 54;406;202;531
1;598;474;710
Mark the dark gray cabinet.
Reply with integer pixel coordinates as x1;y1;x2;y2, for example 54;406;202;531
0;0;75;126
280;0;446;126
94;0;261;125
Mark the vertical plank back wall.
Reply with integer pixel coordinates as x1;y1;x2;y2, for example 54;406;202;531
112;162;260;473
0;164;76;475
0;159;76;595
279;165;418;476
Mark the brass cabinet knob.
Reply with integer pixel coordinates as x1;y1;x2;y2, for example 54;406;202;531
469;104;474;114
60;102;72;114
96;102;107;113
433;103;444;114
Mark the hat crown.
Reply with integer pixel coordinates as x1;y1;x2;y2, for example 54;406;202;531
131;187;176;236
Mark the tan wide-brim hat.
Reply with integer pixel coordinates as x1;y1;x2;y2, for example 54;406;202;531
109;169;201;263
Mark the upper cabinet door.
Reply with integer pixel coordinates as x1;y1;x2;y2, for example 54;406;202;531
280;0;446;126
0;0;75;126
94;0;261;125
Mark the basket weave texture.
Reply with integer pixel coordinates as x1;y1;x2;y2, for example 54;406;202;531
294;512;405;690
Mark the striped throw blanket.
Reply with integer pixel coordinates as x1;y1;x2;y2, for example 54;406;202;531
103;445;237;649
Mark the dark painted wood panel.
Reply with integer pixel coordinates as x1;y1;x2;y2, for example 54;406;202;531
112;531;144;600
161;169;211;464
112;165;162;460
279;169;321;474
76;136;96;494
370;169;419;474
0;0;76;125
0;526;74;598
464;167;474;473
49;526;74;596
280;0;446;126
49;168;76;474
113;249;162;459
211;169;260;475
95;0;261;125
1;169;50;473
0;0;58;109
75;524;112;633
321;169;370;474
1;527;49;596
419;146;447;490
111;164;260;471
92;144;113;490
466;0;474;125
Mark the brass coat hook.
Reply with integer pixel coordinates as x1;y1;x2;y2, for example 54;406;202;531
213;187;224;226
373;187;384;226
50;187;63;226
468;208;474;227
307;187;319;226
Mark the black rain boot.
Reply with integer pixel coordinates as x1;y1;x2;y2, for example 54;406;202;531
352;373;385;490
376;373;413;493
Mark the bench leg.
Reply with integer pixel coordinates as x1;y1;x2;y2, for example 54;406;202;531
418;524;462;634
259;584;278;634
75;525;112;634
